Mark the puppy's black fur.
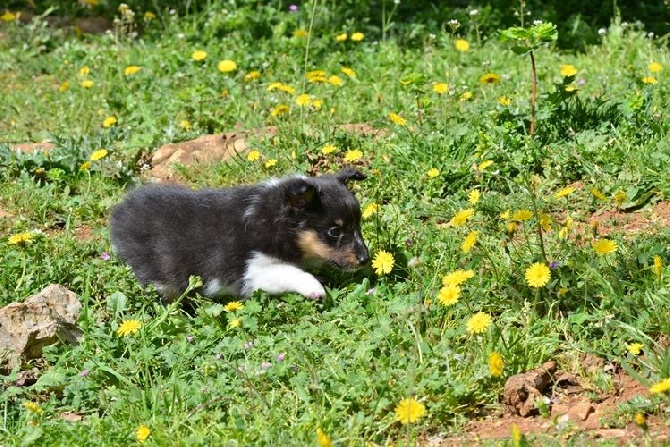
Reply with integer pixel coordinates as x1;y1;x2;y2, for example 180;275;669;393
110;169;369;300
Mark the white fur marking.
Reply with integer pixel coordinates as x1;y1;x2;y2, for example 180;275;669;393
243;252;325;298
203;278;236;297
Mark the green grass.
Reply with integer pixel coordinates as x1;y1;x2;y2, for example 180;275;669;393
1;3;670;445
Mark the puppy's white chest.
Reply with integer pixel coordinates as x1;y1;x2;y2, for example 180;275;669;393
242;252;325;298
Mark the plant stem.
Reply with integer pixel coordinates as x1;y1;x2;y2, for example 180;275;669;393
529;49;537;137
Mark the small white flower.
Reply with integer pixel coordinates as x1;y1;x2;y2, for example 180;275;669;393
598;28;608;35
469;9;479;16
533;20;543;25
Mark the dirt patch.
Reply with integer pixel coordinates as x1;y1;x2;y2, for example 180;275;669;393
74;225;95;242
17;12;113;34
590;201;670;237
9;141;56;154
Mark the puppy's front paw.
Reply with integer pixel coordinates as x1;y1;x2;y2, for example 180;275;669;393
297;277;326;300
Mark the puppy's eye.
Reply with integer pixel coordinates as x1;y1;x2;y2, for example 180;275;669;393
327;226;342;238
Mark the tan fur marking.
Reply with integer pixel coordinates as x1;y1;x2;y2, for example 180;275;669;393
297;230;358;268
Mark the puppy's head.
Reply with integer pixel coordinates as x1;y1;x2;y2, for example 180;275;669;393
285;169;369;270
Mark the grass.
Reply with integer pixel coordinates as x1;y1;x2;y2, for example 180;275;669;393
1;2;670;445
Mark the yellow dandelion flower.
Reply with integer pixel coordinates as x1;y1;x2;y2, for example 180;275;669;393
590;187;606;200
351;32;364;42
295;94;311;106
1;11;17;21
218;59;238;73
525;262;551;288
336;33;347;42
558;226;569;239
102;116;117;128
144;11;156;21
593;239;618;255
498;96;511;106
328;75;343;86
426;168;440;178
321;144;338;155
459;91;473;101
247;150;262;161
634;412;646;429
653;255;662;279
117;319;142;337
229;318;242;328
489;352;505;377
124;66;141;76
362;203;379;219
468;189;480;204
372;250;394;276
312;99;323;109
442;269;474;287
340;67;356;78
554;186;575;199
79;66;90;77
179;120;192;131
613;191;627;206
267;82;296;94
437;284;461;306
461;231;478;253
507;222;517;234
306;71;327;83
271;104;290;117
500;210;510;220
344;149;363;162
539;213;552;231
394;397;426;424
81;79;94;89
433;83;449;94
642;76;657;84
23;401;42;414
224;301;245;312
649;378;670;394
8;232;33;246
136;424;151;443
191;50;208;61
626;343;643;355
58;82;70;92
455;39;470;51
478;160;494;170
90;149;108;161
512;210;533;221
244;71;261;82
449;208;474;227
466;312;492;334
479;73;500;84
316;428;332;447
560;64;577;77
79;161;91;171
264;159;278;168
648;62;663;73
293;29;308;38
389;113;407;126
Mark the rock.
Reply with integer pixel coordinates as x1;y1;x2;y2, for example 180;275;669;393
567;402;594;421
0;284;82;372
503;361;557;417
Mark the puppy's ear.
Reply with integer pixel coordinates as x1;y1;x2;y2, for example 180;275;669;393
335;168;366;184
286;180;317;210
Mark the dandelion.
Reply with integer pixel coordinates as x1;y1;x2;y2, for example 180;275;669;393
344;149;363;162
500;210;510;220
479;73;500;84
244;71;261;82
79;161;91;171
478;160;494;170
340;67;356;78
8;232;33;246
498;96;511;106
372;250;394;275
293;29;307;38
648;62;663;73
512;210;533;221
58;82;70;92
362;203;379;219
466;312;492;334
539;213;552;231
649;378;670;394
592;239;618;255
426;168;440;178
613;191;627;206
23;401;42;414
511;424;523;447
442;269;474;287
350;32;364;42
295;94;311;106
136;424;151;443
336;33;347;42
316;428;332;447
321;144;338;155
554;186;575;199
634;413;647;429
224;301;244;312
218;59;237;73
117;319;142;337
455;39;470;51
144;11;156;21
489;352;505;377
267;82;296;94
271;104;289;117
102;116;117;128
247;150;262;161
437;284;461;306
525;262;551;288
312;99;323;109
229;318;242;328
626;343;643;355
124;66;141;76
590;187;606;200
79;66;90;77
459;91;473;101
394;397;426;424
81;80;94;89
433;83;449;94
389;113;407;126
560;64;578;77
90;149;108;161
1;10;16;21
179;120;192;131
653;255;662;279
468;189;480;204
449;208;474;227
642;76;657;84
461;231;478;253
191;50;208;61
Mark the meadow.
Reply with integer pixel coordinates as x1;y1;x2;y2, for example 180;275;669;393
1;2;669;445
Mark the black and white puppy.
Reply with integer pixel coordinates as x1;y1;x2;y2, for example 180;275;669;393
110;168;369;301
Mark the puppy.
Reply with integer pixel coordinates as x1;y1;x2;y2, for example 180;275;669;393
109;168;369;301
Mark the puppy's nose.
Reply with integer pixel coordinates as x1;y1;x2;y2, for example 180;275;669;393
357;249;370;265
